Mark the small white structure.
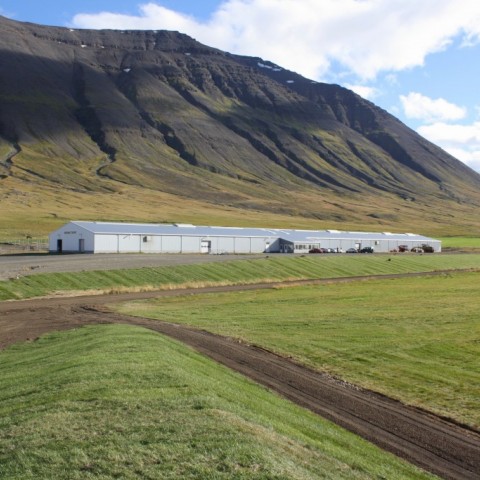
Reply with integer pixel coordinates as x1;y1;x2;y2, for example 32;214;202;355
49;221;441;254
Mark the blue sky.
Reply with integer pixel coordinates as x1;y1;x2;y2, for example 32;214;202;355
2;0;480;172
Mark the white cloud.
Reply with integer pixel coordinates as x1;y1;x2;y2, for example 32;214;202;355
345;84;379;100
71;4;196;31
418;122;480;171
419;122;480;144
400;92;466;123
445;148;480;172
71;0;480;82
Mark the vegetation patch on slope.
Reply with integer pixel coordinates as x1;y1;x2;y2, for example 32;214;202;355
116;271;480;429
0;324;434;479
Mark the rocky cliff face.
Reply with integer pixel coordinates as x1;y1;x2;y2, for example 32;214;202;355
1;15;479;229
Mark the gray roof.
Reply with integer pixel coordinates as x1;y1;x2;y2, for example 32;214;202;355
69;221;439;243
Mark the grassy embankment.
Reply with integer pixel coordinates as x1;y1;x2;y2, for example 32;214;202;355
0;324;435;480
2;253;480;302
116;271;480;430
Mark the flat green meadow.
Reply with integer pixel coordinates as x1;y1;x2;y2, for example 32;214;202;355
116;271;480;430
0;325;435;479
439;237;480;250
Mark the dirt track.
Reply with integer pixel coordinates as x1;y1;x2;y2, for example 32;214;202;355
1;281;480;480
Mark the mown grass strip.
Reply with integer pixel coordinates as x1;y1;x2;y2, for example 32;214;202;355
0;324;435;479
116;271;480;429
2;253;480;301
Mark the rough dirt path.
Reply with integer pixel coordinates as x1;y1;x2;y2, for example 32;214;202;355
1;278;480;480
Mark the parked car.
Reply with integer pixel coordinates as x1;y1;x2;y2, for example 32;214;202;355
309;248;322;253
421;244;434;253
359;247;374;253
345;247;358;253
411;246;423;253
398;245;409;252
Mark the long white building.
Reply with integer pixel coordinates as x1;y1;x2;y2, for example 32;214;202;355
49;221;441;254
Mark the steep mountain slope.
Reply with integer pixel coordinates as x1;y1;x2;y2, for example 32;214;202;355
1;15;479;236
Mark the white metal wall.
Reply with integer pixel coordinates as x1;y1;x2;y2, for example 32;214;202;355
49;224;94;253
93;234;269;254
161;236;182;253
50;225;441;255
94;234;117;253
140;236;162;253
251;237;268;253
118;235;140;252
234;237;251;253
181;236;201;253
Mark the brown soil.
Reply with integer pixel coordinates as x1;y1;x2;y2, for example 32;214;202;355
1;282;479;480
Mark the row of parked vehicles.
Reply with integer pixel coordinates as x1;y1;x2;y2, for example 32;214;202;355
308;246;374;254
395;244;434;253
309;244;434;254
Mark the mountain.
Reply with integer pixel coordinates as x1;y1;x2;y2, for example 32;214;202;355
1;15;480;237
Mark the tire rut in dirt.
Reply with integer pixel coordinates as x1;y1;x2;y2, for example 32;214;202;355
99;310;480;480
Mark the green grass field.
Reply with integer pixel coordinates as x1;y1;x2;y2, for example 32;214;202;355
2;253;480;301
116;271;480;429
2;254;479;478
0;324;435;479
439;237;480;250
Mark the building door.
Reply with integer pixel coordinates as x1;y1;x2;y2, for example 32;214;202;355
57;239;63;253
201;240;211;254
355;242;361;251
79;239;85;253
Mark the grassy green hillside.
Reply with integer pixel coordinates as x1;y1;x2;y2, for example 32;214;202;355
0;324;435;479
2;16;480;237
117;271;480;429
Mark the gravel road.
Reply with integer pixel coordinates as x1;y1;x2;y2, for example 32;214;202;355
0;252;262;281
